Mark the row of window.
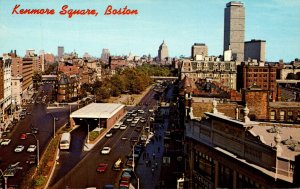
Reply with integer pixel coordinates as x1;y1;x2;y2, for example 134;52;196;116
270;110;300;122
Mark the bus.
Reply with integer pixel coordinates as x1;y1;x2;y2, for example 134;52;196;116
60;132;71;150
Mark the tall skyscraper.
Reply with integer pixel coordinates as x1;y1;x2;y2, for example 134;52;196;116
58;46;64;59
101;48;110;62
244;39;266;62
158;40;169;62
191;43;208;60
224;1;245;62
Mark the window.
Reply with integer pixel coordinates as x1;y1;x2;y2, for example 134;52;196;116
288;111;293;122
280;111;285;121
270;110;276;121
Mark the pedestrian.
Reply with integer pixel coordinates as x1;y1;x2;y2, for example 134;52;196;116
152;152;156;160
155;161;158;168
145;160;149;167
158;146;160;153
152;167;155;176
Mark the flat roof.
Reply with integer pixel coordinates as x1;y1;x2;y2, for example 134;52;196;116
70;103;124;119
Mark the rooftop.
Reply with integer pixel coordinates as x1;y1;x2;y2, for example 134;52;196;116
70;103;125;119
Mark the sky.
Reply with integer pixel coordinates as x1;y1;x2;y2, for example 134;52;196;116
0;0;299;62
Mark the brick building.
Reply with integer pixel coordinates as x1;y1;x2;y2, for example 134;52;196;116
58;65;79;77
109;56;128;75
237;61;279;101
179;58;237;89
56;74;79;103
184;101;300;188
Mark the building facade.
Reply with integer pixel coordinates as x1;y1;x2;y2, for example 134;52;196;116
191;43;208;60
237;62;278;101
244;39;266;62
179;58;237;90
58;46;64;59
22;57;33;92
158;40;169;62
224;1;245;62
185;103;300;188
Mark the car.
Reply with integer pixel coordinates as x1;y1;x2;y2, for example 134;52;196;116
101;147;111;155
132;120;139;124
96;163;108;172
126;118;133;122
31;127;39;134
26;155;36;164
140;118;146;123
14;145;25;152
105;132;113;138
113;124;121;129
130;123;136;127
20;133;27;140
27;145;37;152
149;109;154;112
130;137;138;142
0;139;11;146
120;125;127;130
137;110;145;114
27;112;32;115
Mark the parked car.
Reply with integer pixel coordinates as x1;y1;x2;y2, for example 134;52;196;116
0;139;11;146
105;132;113;138
20;133;27;140
14;145;25;152
120;125;127;130
113;124;120;129
96;163;108;172
101;147;111;155
27;145;37;152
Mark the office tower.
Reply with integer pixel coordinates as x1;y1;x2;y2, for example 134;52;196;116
158;40;169;62
191;43;208;60
101;48;110;62
58;46;64;59
224;1;245;62
244;39;266;62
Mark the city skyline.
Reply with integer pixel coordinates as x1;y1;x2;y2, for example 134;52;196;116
0;0;299;62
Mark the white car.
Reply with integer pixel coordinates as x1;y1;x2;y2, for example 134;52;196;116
14;145;25;152
126;118;133;122
120;125;127;130
105;132;113;138
0;139;11;146
113;124;120;129
101;147;111;155
27;145;37;152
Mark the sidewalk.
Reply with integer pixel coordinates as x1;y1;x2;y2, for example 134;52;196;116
136;121;168;189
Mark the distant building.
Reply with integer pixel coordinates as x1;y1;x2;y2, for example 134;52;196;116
101;48;110;62
56;74;79;103
58;46;64;59
179;57;237;89
224;1;245;62
11;75;23;108
191;43;208;60
22;57;34;92
237;61;279;101
244;39;266;62
58;65;79;76
109;56;128;75
158;40;169;62
25;49;35;57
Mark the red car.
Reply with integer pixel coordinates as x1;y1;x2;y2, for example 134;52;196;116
96;163;108;173
20;133;27;140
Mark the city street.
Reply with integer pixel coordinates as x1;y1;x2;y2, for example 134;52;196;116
0;83;71;188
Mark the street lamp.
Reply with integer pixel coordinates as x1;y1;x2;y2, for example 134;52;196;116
26;133;39;167
0;169;8;189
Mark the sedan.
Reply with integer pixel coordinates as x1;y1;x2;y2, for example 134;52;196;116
27;145;37;152
105;132;113;138
101;147;111;155
120;125;127;130
14;145;25;152
96;163;108;172
20;133;27;140
0;139;11;146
